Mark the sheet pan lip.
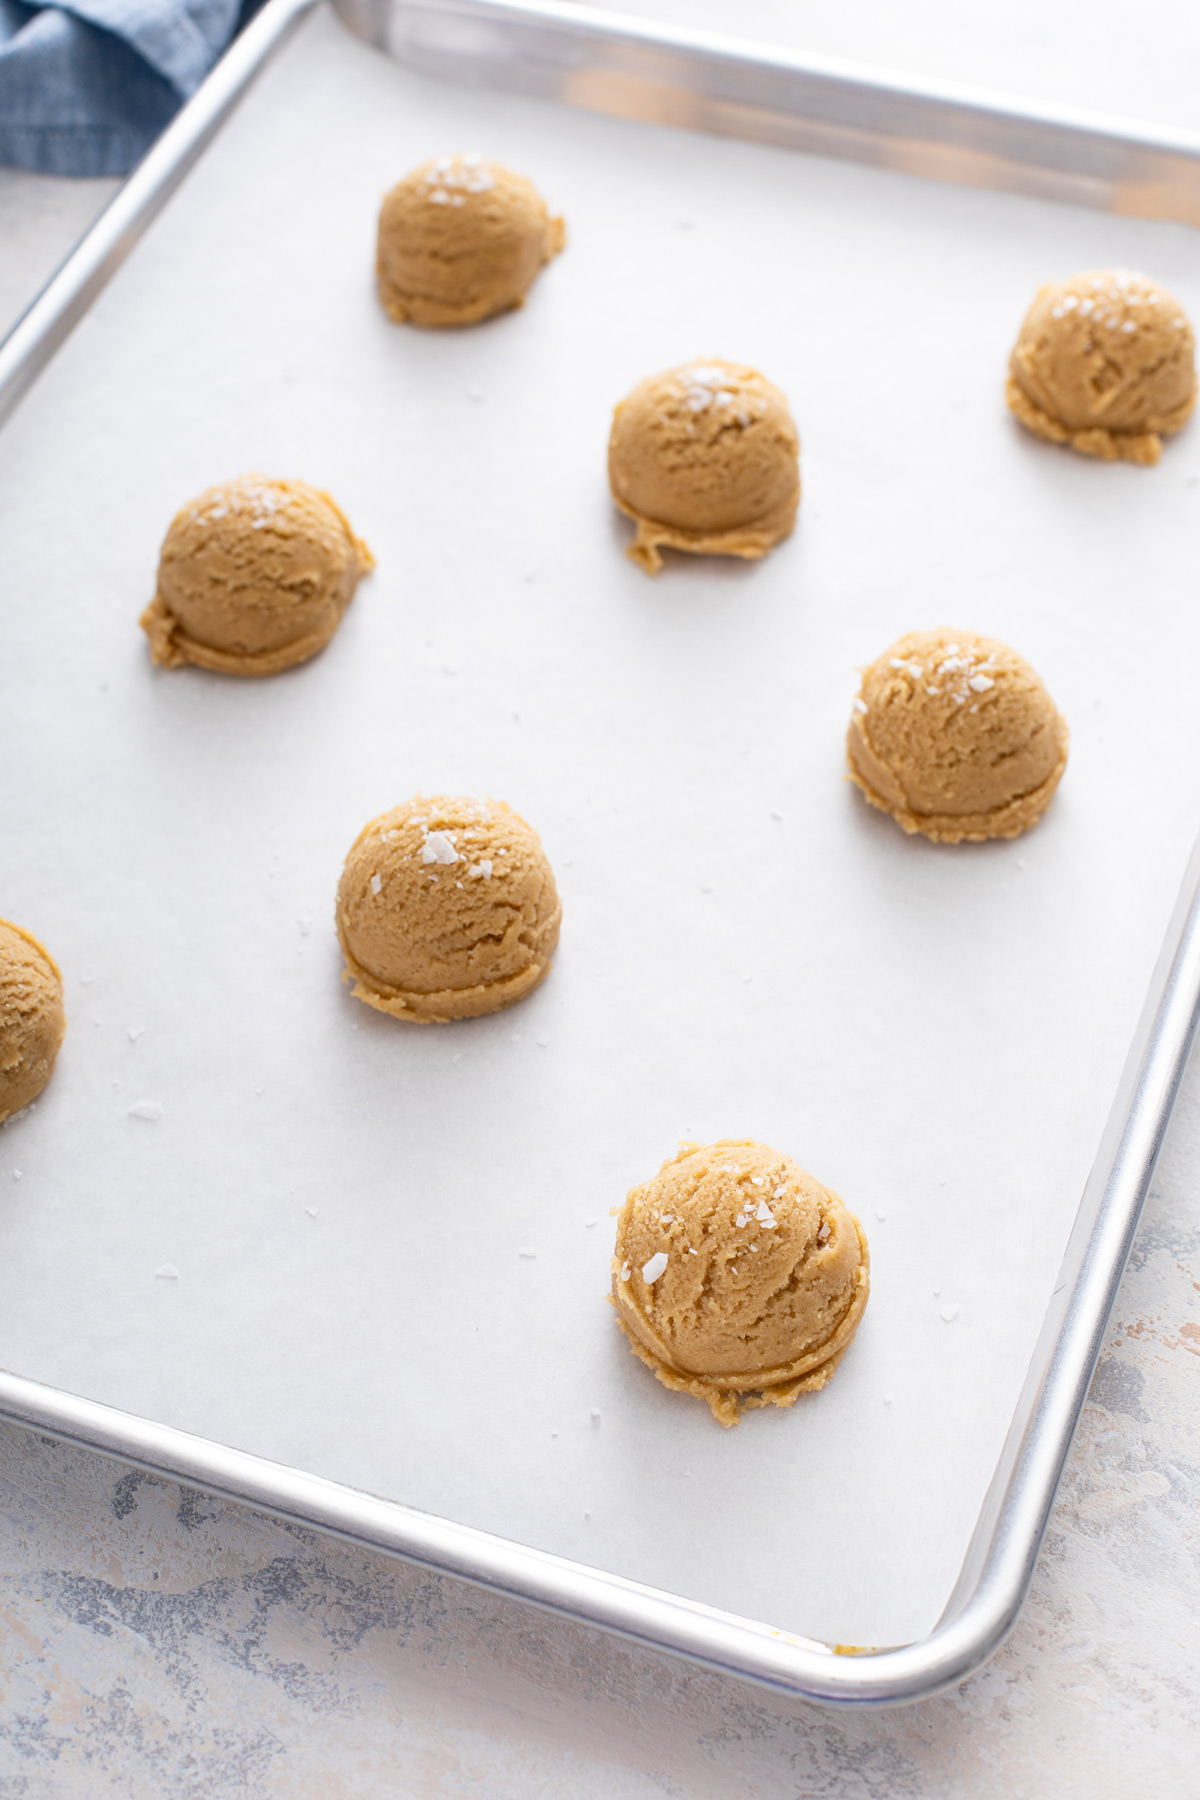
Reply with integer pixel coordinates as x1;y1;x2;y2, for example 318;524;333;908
2;0;1200;1711
344;0;1200;169
0;1364;1014;1704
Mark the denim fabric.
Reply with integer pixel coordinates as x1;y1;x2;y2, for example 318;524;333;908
0;0;241;174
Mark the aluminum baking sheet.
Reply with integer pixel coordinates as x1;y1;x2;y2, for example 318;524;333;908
3;3;1200;1655
342;0;1200;226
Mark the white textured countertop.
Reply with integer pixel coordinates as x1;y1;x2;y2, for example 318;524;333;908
2;5;1199;1793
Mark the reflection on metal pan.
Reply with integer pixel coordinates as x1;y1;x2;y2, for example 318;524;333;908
336;0;1200;223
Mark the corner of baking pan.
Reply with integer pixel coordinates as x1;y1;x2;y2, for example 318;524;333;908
332;0;1200;226
0;0;322;435
4;0;1200;1707
3;829;1199;1707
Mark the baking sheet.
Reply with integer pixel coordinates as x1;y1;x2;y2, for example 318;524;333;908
3;5;1200;1651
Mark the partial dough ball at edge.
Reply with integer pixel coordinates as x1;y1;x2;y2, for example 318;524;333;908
0;919;65;1123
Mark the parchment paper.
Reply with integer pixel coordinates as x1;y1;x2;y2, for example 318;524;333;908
3;6;1200;1648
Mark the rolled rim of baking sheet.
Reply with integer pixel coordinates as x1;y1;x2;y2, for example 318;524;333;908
337;0;1200;223
3;0;1200;1708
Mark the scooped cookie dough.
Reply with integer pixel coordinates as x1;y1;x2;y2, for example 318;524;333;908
1007;269;1197;464
847;628;1068;844
608;360;800;574
377;154;565;327
140;475;374;677
336;796;561;1023
0;919;65;1124
612;1139;869;1428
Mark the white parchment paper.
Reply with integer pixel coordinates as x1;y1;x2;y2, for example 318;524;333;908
3;7;1200;1649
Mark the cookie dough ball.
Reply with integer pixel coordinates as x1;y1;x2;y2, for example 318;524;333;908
847;628;1068;844
0;919;65;1124
376;154;565;327
612;1140;869;1427
1007;269;1196;464
140;476;374;677
608;360;800;574
336;796;561;1023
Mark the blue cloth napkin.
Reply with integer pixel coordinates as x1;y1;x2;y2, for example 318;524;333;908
0;0;242;174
